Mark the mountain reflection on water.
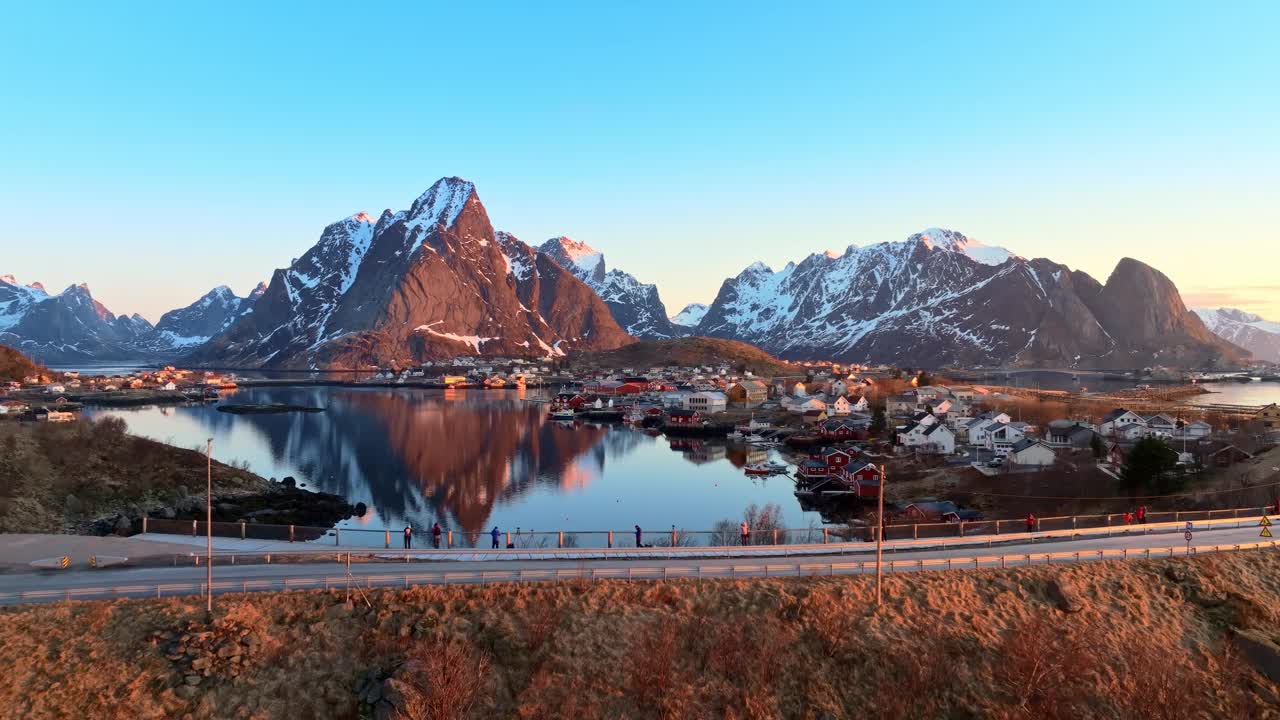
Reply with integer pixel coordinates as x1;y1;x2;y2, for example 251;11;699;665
91;387;820;534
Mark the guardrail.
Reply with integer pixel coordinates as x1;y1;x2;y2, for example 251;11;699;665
6;540;1276;605
136;505;1276;550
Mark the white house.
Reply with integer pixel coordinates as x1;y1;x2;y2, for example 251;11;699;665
161;381;177;391
661;391;691;408
829;396;853;416
684;391;728;414
887;394;919;417
1144;414;1178;436
985;422;1028;453
829;379;848;398
1100;409;1146;437
1113;422;1149;442
1172;420;1212;440
899;421;956;454
966;412;1012;447
45;384;65;394
1007;438;1056;466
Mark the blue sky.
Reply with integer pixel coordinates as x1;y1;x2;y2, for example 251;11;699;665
2;2;1277;321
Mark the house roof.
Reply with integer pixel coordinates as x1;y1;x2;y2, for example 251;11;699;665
922;423;952;437
1102;408;1135;423
1010;437;1050;453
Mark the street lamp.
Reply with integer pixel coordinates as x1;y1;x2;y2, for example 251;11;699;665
876;463;886;608
206;437;213;615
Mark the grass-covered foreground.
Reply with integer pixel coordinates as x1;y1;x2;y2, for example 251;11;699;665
2;551;1280;719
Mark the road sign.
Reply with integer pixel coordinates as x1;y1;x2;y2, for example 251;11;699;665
59;555;69;569
1261;516;1273;527
1263;516;1274;538
1185;521;1193;531
1184;531;1193;542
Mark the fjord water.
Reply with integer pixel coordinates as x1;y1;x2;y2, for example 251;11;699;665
89;387;819;538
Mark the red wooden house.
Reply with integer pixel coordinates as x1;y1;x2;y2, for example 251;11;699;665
847;462;882;498
667;408;702;426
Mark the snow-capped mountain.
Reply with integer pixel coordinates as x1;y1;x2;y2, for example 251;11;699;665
691;229;1244;369
670;303;709;328
151;283;266;349
537;237;679;339
1192;308;1280;364
0;277;157;364
187;178;633;369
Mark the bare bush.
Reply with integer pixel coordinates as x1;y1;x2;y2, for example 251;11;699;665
393;637;491;720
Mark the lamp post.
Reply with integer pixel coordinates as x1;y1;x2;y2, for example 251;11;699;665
206;437;213;616
876;463;886;608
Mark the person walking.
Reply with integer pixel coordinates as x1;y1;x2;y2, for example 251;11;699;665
634;524;642;548
1137;506;1147;524
432;522;442;549
402;525;412;549
1025;513;1036;533
1123;511;1133;525
740;521;750;546
490;526;501;549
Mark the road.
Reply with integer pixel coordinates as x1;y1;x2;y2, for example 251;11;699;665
1;521;1273;605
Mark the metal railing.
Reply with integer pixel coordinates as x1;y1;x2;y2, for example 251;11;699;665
136;505;1276;551
6;540;1276;606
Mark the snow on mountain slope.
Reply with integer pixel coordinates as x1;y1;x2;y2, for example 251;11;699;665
910;228;1015;266
0;278;157;363
1192;308;1280;363
670;303;709;328
0;275;50;331
149;283;266;349
536;237;679;339
188;178;632;369
693;229;1243;369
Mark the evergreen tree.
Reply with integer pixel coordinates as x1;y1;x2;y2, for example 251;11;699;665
1120;437;1181;494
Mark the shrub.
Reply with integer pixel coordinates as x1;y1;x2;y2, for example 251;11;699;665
393;637;491;720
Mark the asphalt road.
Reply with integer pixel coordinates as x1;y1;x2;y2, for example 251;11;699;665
1;522;1273;605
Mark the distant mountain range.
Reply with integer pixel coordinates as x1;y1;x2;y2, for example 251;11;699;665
1192;308;1280;364
0;275;264;365
1;179;1265;370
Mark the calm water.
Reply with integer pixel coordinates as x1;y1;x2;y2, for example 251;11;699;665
1187;382;1280;407
88;387;818;535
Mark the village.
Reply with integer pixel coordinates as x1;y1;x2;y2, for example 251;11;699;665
4;355;1279;529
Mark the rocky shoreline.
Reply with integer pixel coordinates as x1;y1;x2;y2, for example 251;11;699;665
87;477;359;537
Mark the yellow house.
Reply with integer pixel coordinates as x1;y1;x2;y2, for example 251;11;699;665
1258;403;1280;429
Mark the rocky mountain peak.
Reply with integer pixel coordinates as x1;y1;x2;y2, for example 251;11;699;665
538;236;605;284
909;227;1015;266
406;177;477;233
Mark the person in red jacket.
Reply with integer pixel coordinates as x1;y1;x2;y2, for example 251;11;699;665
1137;506;1147;524
1025;513;1036;533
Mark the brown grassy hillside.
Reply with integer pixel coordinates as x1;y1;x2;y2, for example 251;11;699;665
1;551;1277;719
0;344;47;382
575;337;801;377
0;417;270;533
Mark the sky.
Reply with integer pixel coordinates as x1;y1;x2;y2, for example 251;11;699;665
2;2;1278;322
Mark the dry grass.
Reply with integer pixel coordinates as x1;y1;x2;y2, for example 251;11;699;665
2;551;1280;719
0;418;270;533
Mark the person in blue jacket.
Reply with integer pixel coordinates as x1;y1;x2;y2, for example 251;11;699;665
490;526;501;549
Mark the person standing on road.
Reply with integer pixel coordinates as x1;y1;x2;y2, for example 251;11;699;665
1137;506;1147;524
740;521;750;546
403;525;412;549
1025;514;1036;533
634;524;642;548
490;526;501;549
432;522;442;549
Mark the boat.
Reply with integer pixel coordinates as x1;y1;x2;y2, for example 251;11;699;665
744;463;774;475
550;408;576;420
727;430;745;440
483;377;506;389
